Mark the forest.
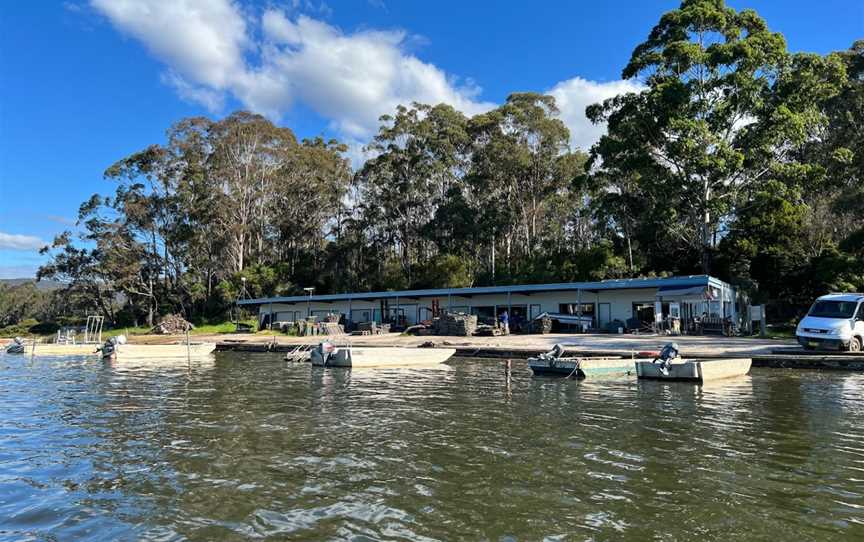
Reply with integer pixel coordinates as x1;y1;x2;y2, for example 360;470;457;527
11;0;863;328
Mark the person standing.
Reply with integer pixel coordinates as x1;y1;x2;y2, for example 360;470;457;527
499;310;510;335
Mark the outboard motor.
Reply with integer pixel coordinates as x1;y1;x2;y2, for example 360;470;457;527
99;334;127;359
6;337;26;354
653;342;680;376
540;343;565;361
318;341;338;366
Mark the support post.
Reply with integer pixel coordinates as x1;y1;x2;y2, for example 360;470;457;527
577;289;582;332
760;305;767;338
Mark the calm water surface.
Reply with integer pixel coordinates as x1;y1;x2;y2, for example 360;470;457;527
1;352;863;541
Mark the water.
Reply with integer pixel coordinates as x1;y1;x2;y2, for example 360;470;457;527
1;353;863;541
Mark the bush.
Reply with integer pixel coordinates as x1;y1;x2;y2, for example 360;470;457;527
28;321;61;335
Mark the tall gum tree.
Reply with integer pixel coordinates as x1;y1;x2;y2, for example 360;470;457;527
587;0;842;273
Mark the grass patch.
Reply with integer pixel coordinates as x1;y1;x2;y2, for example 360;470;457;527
2;318;283;339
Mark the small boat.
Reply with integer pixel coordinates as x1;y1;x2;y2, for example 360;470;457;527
99;335;216;361
309;342;456;368
528;344;631;378
5;337;27;354
634;343;751;381
10;343;99;356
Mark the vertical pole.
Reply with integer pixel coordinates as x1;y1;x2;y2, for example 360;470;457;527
186;325;191;364
447;293;452;313
760;305;767;338
269;301;273;330
597;291;601;329
395;295;400;326
577;289;582;332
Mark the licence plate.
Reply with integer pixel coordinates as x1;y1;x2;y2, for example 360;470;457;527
808;341;819;348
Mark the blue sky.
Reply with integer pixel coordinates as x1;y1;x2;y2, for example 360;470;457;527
1;0;862;279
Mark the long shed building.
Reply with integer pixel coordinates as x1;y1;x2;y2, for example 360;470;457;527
239;275;739;332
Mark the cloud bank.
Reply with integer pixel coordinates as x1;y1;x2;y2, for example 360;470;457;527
91;0;640;150
0;232;46;251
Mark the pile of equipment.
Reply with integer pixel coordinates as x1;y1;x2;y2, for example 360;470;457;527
530;314;553;334
432;312;478;336
150;314;194;334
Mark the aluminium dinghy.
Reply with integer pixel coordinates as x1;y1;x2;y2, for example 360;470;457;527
310;342;455;368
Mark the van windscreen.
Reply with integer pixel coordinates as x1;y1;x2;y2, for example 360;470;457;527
808;301;858;319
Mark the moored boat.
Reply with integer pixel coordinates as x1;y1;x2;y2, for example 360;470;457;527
635;358;752;381
310;342;456;368
528;344;631;378
99;336;216;361
634;342;751;381
5;337;28;354
5;336;215;360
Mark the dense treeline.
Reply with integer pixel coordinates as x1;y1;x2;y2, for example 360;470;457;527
30;0;863;327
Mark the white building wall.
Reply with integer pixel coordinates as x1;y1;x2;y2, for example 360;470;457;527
258;287;661;328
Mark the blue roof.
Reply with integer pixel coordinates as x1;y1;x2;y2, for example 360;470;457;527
238;275;731;305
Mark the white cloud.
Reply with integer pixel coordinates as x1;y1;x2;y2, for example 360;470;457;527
547;77;644;152
91;1;492;139
91;1;640;153
91;0;249;89
0;232;46;251
0;265;40;279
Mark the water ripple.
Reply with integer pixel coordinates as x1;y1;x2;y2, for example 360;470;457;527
1;354;864;540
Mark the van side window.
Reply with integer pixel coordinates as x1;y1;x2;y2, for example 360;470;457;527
858;303;864;320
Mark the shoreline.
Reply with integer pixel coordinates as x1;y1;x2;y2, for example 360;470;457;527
5;332;862;370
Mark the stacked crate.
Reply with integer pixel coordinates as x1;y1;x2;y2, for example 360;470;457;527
433;312;478;336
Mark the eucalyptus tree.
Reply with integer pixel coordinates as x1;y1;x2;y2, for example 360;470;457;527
587;0;843;273
356;103;471;283
271;136;351;275
468;93;578;279
207;111;298;272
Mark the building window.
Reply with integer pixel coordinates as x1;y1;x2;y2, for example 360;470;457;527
559;303;595;316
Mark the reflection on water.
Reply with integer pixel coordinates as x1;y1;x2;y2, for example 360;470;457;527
1;353;863;540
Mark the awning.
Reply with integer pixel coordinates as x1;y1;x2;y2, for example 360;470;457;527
656;285;708;298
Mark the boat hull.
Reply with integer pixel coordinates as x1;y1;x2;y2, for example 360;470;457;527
635;358;751;381
529;357;630;378
8;344;99;356
7;342;216;359
105;343;217;360
310;347;456;368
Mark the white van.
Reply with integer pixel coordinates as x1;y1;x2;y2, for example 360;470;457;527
796;294;864;352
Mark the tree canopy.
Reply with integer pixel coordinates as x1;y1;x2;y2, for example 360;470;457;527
35;1;863;327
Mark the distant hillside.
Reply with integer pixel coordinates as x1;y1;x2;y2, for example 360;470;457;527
0;278;65;291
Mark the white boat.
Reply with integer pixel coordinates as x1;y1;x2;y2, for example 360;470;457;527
5;341;97;356
310;342;456;368
635;358;752;381
634;343;751;381
5;337;215;360
101;342;217;361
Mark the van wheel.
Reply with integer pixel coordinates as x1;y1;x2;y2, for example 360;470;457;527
850;337;862;353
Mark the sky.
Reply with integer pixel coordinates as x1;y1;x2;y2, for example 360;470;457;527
1;0;862;279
